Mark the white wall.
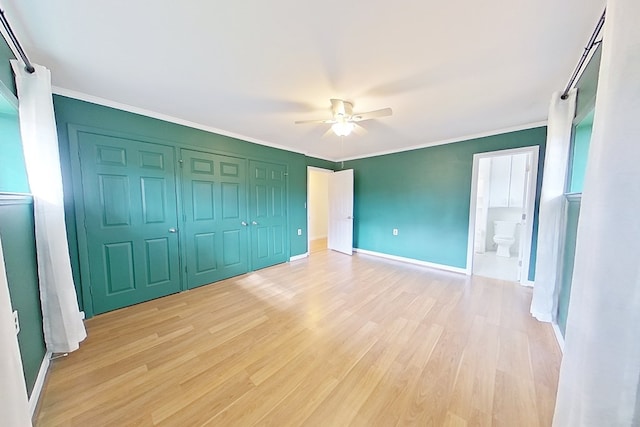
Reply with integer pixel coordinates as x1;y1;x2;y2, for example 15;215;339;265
308;169;329;240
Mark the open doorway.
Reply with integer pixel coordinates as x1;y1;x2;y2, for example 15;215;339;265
467;146;539;283
307;167;332;254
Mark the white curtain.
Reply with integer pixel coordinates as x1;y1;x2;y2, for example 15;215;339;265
530;89;576;322
554;0;640;424
11;61;86;353
0;238;32;427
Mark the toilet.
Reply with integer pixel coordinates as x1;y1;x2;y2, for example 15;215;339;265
493;220;517;257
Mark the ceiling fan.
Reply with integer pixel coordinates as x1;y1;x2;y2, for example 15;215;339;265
295;99;392;136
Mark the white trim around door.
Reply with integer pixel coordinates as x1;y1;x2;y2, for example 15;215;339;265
466;146;540;285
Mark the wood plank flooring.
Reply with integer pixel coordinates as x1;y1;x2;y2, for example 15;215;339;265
35;249;561;426
309;238;327;254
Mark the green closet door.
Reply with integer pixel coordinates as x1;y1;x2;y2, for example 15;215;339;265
248;160;288;270
182;150;249;288
78;133;181;314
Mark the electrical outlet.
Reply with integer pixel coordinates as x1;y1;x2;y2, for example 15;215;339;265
297;228;302;236
393;228;398;236
13;310;19;335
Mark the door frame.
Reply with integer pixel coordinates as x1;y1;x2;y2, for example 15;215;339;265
465;146;539;285
306;166;333;255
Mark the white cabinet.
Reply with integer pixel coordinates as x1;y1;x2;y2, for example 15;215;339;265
509;154;527;207
489;156;511;207
489;154;527;208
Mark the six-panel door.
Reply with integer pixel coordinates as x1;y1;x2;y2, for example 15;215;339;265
75;133;289;314
249;160;288;270
181;150;249;288
78;133;181;314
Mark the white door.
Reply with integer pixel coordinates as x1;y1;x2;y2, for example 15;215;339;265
328;169;354;255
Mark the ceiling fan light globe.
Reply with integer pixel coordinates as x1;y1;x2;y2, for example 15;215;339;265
332;121;355;137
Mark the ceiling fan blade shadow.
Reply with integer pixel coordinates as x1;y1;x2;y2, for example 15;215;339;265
357;69;437;98
356;119;408;140
227;94;318;114
298;123;333;141
352;123;367;136
321;127;336;139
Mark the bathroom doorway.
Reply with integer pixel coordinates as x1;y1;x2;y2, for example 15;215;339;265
466;147;539;283
307;167;332;254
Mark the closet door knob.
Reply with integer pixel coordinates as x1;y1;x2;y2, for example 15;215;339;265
241;221;248;226
168;228;177;233
252;221;259;225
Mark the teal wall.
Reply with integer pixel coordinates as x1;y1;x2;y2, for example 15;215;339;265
343;127;547;280
0;112;30;193
574;45;601;122
567;46;600;194
53;95;332;311
0;36;27;193
307;156;336;171
0;36;46;398
0;197;46;396
557;196;581;336
569;111;594;193
0;36;16;97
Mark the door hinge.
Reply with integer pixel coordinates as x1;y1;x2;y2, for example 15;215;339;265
521;213;526;221
518;260;523;267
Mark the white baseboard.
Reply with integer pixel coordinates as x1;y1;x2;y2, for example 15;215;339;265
552;323;565;353
521;280;535;288
289;253;309;262
353;249;467;275
29;351;52;417
531;310;553;323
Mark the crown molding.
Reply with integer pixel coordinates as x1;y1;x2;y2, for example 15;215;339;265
50;86;338;160
339;120;548;162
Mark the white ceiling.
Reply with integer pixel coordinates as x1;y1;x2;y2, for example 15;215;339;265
2;1;605;161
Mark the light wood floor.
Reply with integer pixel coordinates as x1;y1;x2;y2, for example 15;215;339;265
35;249;561;426
309;237;327;254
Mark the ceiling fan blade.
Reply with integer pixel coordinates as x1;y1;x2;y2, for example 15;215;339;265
351;107;393;122
294;118;336;125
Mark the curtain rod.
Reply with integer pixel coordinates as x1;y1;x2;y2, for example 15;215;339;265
560;9;606;100
0;8;35;74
